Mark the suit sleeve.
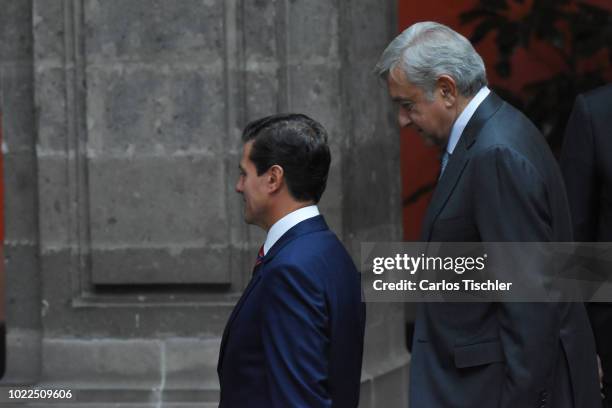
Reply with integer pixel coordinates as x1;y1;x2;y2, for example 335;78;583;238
560;94;598;241
472;146;563;408
260;263;331;408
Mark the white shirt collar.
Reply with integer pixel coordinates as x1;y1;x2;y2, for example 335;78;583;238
446;86;491;155
263;205;320;255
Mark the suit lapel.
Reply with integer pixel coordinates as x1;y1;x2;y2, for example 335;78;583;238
421;143;471;241
421;93;504;241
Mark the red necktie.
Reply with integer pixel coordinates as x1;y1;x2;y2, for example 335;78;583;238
252;245;264;276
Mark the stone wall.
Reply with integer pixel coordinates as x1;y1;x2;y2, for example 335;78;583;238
0;1;408;406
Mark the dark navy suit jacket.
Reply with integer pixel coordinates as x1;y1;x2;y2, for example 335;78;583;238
217;215;365;407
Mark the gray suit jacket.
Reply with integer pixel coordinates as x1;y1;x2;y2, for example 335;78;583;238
410;92;600;408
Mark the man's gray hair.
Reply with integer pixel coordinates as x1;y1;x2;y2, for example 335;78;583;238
375;21;487;98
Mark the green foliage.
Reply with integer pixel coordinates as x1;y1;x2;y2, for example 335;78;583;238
461;0;612;150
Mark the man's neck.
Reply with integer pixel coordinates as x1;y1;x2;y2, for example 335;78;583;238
262;204;320;255
263;201;315;232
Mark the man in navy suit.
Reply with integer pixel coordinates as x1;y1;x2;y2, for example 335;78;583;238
217;113;365;407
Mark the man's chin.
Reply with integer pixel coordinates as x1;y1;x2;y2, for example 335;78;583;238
421;134;445;147
422;136;436;147
242;212;257;226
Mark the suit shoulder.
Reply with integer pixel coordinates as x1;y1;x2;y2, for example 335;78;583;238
582;83;612;105
579;84;612;123
285;228;352;264
473;100;553;162
287;226;340;248
267;229;356;278
478;103;541;146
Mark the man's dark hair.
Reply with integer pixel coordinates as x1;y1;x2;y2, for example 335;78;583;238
242;113;331;203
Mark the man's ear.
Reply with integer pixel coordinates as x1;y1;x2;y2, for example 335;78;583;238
437;75;458;107
267;165;284;193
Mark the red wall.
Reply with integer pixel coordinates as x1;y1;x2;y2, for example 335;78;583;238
397;0;612;240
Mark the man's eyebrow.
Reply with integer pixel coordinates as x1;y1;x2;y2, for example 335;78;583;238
392;97;411;103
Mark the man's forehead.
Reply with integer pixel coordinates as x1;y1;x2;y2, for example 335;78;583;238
389;65;408;84
387;67;417;99
387;69;410;99
240;140;254;165
242;140;253;154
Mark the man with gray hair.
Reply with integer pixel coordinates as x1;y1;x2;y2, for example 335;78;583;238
376;22;600;407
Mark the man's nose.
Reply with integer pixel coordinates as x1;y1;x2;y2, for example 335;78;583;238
235;179;243;193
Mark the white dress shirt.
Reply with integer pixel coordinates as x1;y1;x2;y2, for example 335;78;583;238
446;86;491;155
263;205;320;255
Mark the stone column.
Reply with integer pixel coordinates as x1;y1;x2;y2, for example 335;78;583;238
0;0;42;384
338;2;409;406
